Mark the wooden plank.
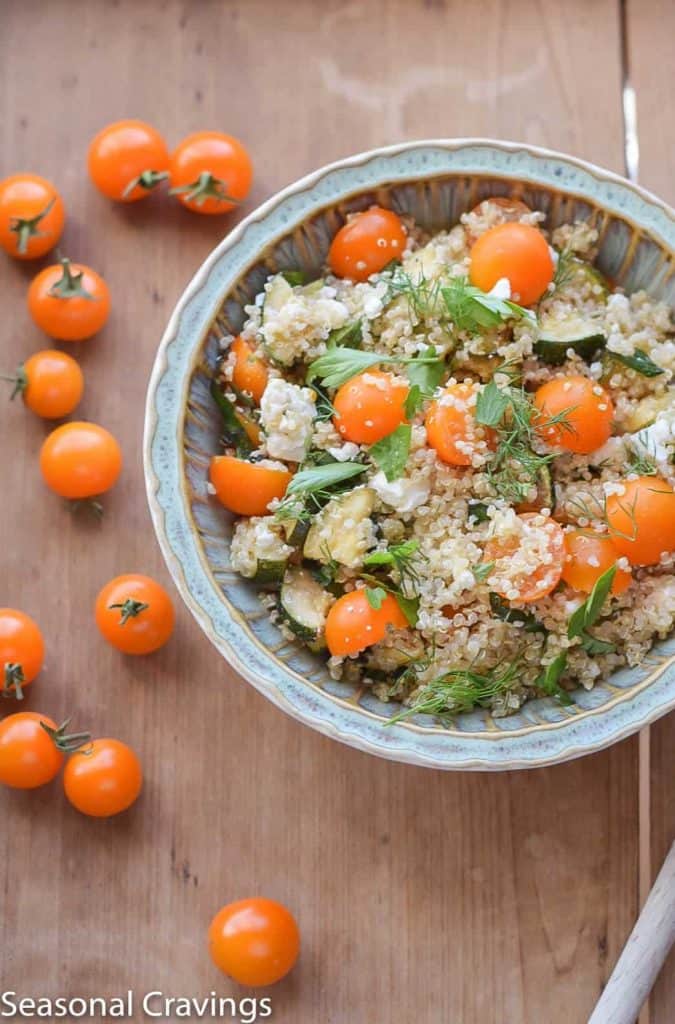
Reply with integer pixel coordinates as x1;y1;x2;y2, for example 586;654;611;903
0;1;639;1021
627;2;675;1020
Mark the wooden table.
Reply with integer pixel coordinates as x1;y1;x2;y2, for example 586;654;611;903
1;2;673;1021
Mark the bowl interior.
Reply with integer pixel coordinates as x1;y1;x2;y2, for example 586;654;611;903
180;159;675;741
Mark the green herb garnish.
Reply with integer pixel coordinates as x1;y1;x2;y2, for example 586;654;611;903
365;586;387;610
489;593;547;634
467;501;490;523
307;346;440;389
275;460;365;521
607;348;664;378
387;659;522;723
281;270;307;286
210;379;254;458
471;561;495;582
327;321;363;349
369;424;412;482
567;565;617;654
534;652;573;705
441;276;532;334
364;539;424;590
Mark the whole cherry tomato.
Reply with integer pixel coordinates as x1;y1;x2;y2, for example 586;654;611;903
469;222;554;306
0;608;45;700
169;132;253;214
0;174;65;259
40;421;122;502
95;574;175;655
63;738;142;817
88;120;169;202
208;898;300;986
328;207;407;281
28;258;111;342
6;349;83;419
0;714;90;789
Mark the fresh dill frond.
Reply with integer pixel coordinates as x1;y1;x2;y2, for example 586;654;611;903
387;658;522;724
363;538;426;592
627;433;659;476
552;247;576;290
386;267;445;320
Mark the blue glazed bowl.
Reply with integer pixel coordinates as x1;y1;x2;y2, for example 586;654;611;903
144;140;675;770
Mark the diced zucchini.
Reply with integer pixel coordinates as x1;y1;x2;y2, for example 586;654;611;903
516;466;556;514
210;379;254;457
279;567;334;649
281;518;310;549
623;392;674;432
303;487;375;567
281;270;306;286
252;559;289;585
534;316;606;364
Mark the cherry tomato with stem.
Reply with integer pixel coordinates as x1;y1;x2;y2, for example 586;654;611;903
3;349;83;419
88;119;169;202
28;257;111;342
469;221;554;306
0;609;45;700
63;738;142;818
328;206;407;282
605;475;675;566
0;713;90;789
209;898;300;987
534;375;614;455
40;421;122;508
325;590;408;657
95;574;175;655
0;174;65;259
169;132;253;214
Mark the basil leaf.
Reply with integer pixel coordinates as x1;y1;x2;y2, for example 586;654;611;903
369;424;412;482
365;586;387;610
327;321;363;349
475;379;510;426
394;592;419;627
286;461;365;496
489;593;547;634
535;652;573;705
608;348;664;378
568;565;616;638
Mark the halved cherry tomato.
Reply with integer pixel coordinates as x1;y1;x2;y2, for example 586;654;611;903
0;713;63;789
562;529;632;595
209;456;292;516
0;609;44;700
88;120;169;202
606;475;675;566
169;132;253;214
95;574;175;655
28;258;111;342
534;376;613;454
333;370;408;444
328;207;407;282
0;174;65;259
63;738;142;817
469;222;554;306
484;513;565;603
425;382;496;466
231;336;269;404
325;590;408;657
40;421;122;500
7;349;83;419
209;898;300;987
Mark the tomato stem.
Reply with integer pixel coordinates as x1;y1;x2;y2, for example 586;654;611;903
2;663;25;701
69;498;104;519
48;258;97;301
109;599;149;625
9;196;56;255
169;172;240;207
2;366;28;400
122;169;169;199
40;717;92;754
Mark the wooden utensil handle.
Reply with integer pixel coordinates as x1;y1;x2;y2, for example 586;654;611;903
589;842;675;1024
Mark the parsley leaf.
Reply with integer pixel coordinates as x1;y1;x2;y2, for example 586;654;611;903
405;345;445;396
475;378;510;426
441;276;532;334
308;347;441;389
607;348;664;378
369;424;412;482
404;385;424;418
534;652;573;705
365;586;387;610
567;565;617;654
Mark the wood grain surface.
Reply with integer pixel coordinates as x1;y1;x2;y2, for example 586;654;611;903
0;1;671;1021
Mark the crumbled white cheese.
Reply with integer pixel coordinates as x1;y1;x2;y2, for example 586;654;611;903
487;277;512;300
260;378;316;463
230;517;293;578
327;442;361;462
631;411;675;470
370;471;431;513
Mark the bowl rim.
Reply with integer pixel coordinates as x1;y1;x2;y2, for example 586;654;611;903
144;137;675;770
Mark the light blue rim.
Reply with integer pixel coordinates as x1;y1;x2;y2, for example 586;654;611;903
144;139;675;770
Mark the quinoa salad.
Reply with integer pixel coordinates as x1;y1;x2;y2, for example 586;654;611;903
207;198;675;721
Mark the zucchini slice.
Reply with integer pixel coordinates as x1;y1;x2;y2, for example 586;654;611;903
252;559;290;586
210;379;254;457
303;487;375;567
279;567;334;648
534;316;606;364
623;391;674;432
516;465;556;514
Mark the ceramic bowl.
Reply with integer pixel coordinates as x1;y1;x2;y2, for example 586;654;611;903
144;139;675;770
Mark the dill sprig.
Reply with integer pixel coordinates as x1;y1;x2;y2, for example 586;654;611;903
552;247;576;290
363;539;426;592
387;658;522;724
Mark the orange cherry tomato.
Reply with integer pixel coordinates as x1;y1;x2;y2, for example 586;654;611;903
328;206;407;282
9;349;83;419
209;898;300;987
95;574;175;655
425;382;496;466
0;609;45;699
606;476;675;566
63;738;142;818
469;222;554;306
28;258;111;342
0;174;65;259
230;336;269;404
333;370;408;444
484;513;565;604
169;132;253;214
325;590;408;657
534;375;614;455
209;456;292;516
562;529;632;595
40;421;122;500
88;120;169;202
0;713;64;789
